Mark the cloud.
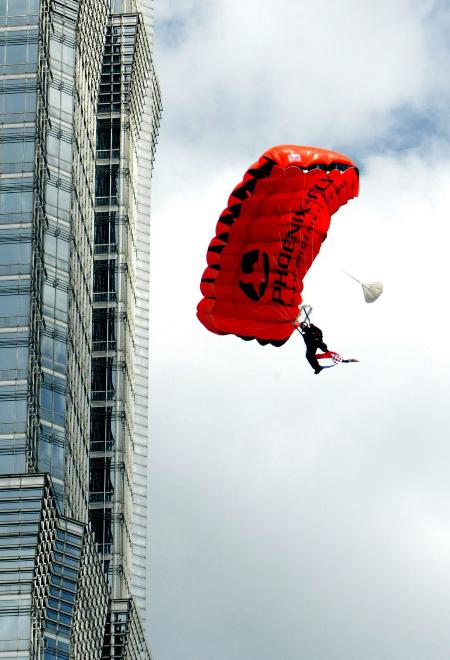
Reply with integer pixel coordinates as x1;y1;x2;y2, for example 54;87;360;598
154;0;450;166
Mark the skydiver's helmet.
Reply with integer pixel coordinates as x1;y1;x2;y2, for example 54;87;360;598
300;322;308;330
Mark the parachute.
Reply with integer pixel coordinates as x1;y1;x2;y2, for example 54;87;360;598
197;145;359;346
361;281;383;303
343;271;383;303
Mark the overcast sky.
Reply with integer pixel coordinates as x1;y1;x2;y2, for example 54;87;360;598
148;2;450;659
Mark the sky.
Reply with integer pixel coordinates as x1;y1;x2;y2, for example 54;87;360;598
148;2;450;659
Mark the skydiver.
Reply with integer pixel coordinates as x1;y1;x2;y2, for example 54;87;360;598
299;322;328;374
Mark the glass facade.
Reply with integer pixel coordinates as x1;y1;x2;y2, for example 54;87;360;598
0;0;160;656
0;474;108;658
0;0;37;485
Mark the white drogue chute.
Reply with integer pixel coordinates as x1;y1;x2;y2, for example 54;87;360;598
343;271;383;303
360;281;383;303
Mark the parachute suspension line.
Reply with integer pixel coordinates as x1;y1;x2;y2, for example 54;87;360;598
301;305;312;324
294;304;312;332
342;270;361;284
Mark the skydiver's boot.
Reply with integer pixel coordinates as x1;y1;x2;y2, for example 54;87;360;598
314;366;323;374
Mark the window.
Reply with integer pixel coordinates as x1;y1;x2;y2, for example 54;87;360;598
0;89;36;120
1;0;33;16
94;212;116;253
0;388;27;434
49;36;75;73
95;164;118;205
0;344;28;376
44;636;70;659
93;259;116;302
92;309;115;351
42;283;68;323
0;292;30;323
0;452;26;473
44;232;69;270
90;458;113;501
47;133;72;171
0;397;26;421
48;85;73;121
0;34;38;73
91;357;115;401
41;333;67;371
0;611;31;643
90;408;114;451
97;118;120;159
0;241;31;273
90;509;113;554
0;189;33;214
0;139;34;173
40;375;66;427
38;437;64;480
45;180;71;221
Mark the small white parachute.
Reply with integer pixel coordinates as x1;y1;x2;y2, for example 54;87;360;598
360;281;383;303
343;271;383;303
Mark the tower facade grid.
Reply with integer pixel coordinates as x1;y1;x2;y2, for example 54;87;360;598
0;0;161;657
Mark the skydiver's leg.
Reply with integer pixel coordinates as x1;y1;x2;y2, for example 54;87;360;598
305;347;321;373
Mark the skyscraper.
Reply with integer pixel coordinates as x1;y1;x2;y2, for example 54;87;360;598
0;0;161;657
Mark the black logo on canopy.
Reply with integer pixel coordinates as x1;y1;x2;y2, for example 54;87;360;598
238;249;270;301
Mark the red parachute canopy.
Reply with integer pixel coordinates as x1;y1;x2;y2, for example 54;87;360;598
197;145;359;346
